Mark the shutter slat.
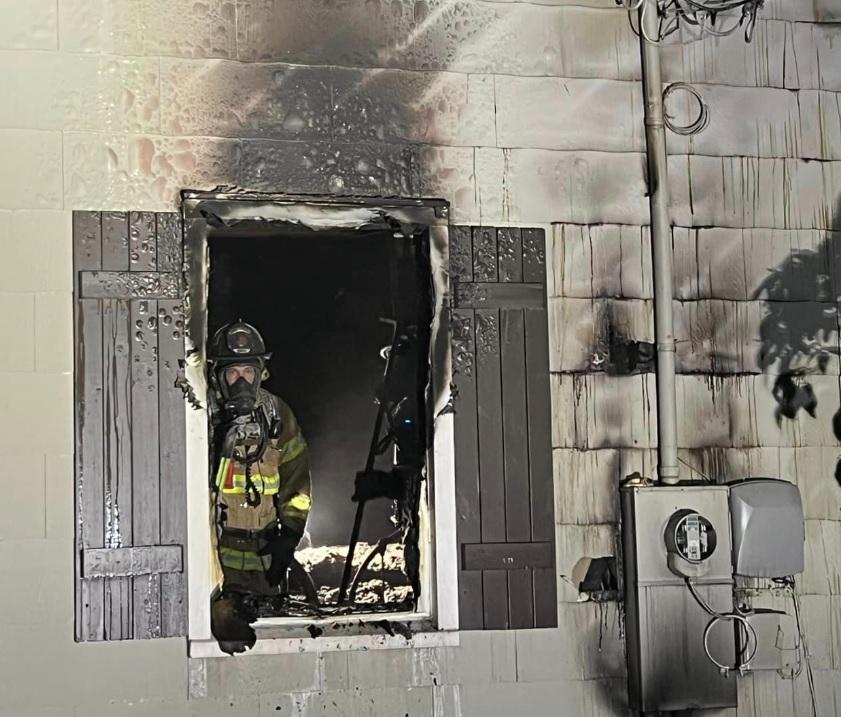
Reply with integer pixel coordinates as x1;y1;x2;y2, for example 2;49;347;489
501;310;530;543
76;298;105;641
482;571;509;629
157;224;188;638
472;227;498;282
155;213;182;272
507;568;534;629
102;212;129;271
74;211;104;642
522;228;546;283
73;212;102;270
453;226;556;630
525;308;554;545
102;298;133;640
129;212;157;272
131;298;162;639
523;231;557;628
452;309;483;630
532;568;557;628
497;228;523;283
75;211;187;642
475;300;508;630
475;308;505;544
449;226;473;282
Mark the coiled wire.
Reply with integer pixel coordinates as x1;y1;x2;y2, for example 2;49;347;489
663;82;710;135
685;578;759;675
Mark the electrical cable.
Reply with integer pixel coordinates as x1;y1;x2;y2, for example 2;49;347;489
677;455;716;483
640;1;664;45
624;0;765;44
779;576;819;717
700;10;746;37
663;82;710;136
685;577;759;675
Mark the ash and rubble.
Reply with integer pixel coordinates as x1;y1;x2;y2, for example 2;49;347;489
288;541;412;611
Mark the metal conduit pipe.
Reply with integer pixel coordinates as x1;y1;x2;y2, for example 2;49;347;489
639;0;680;485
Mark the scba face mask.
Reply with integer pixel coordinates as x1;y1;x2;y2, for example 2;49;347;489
219;363;261;417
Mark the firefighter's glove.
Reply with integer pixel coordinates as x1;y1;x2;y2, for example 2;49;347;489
211;593;257;655
352;469;405;502
257;528;301;586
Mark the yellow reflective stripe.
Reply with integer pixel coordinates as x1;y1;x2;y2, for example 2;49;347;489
287;493;311;511
215;457;231;489
220;472;281;495
218;546;267;572
280;433;307;464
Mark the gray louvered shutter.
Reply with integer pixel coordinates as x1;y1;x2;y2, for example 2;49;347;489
451;226;557;629
73;211;187;641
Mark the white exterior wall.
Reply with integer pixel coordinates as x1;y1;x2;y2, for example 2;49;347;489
0;1;840;715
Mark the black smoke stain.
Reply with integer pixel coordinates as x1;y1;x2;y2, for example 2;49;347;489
594;303;655;375
605;330;655;376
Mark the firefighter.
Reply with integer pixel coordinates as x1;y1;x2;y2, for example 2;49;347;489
206;321;311;649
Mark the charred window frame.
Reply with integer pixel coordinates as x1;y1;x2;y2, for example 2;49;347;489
181;192;459;655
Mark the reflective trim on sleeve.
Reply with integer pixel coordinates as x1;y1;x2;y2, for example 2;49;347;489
288;493;312;511
215;457;232;490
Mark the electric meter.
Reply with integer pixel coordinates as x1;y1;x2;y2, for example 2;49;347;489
664;509;718;578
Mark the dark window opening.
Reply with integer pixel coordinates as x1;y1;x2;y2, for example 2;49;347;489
207;223;433;622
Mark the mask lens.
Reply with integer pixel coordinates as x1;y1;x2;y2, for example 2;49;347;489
224;365;257;385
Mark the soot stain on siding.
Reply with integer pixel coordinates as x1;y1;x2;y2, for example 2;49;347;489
591;302;655;376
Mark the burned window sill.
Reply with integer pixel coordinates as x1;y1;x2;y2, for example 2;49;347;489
188;615;458;658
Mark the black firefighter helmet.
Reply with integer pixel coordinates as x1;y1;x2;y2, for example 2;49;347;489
207;321;272;416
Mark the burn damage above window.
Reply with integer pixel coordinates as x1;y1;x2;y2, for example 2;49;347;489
181;192;449;651
71;201;557;651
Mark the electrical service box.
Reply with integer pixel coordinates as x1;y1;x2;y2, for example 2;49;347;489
621;484;737;713
728;478;805;578
621;478;806;712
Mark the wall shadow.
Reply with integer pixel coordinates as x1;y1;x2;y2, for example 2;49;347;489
752;195;841;482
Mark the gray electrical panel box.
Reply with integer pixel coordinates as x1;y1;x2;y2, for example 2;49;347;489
729;478;805;578
621;484;737;712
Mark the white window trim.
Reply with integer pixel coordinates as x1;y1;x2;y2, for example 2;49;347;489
182;199;459;656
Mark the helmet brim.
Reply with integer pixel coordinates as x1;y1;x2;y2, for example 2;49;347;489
208;353;272;367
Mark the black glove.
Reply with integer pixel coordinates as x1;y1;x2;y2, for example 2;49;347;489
352;468;404;502
211;593;257;655
257;528;301;586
